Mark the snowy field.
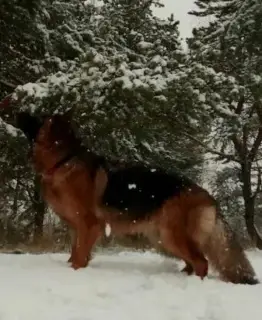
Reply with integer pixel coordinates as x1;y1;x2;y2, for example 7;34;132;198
0;250;262;320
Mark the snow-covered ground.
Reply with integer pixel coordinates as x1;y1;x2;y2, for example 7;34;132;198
0;250;262;320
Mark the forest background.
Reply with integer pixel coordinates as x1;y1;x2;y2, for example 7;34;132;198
1;0;262;253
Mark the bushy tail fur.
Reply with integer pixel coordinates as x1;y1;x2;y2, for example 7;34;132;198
204;216;259;284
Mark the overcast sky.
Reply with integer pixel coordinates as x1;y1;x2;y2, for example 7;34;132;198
92;0;208;41
153;0;200;40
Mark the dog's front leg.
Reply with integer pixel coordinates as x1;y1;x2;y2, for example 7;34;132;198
71;216;101;270
67;228;76;263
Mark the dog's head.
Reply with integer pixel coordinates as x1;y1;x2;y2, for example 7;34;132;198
37;109;76;148
15;108;76;148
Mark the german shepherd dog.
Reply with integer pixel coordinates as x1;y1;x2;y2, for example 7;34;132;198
14;110;258;284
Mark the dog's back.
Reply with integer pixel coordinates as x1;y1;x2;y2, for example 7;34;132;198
101;165;194;221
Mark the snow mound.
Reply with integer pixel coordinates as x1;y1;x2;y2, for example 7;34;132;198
0;250;261;319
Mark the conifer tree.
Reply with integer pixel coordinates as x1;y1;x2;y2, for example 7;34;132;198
188;0;262;247
12;0;203;175
0;0;206;244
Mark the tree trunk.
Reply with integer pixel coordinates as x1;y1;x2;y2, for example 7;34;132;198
32;175;46;244
243;197;262;249
241;163;262;249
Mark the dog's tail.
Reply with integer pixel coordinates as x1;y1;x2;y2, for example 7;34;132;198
157;203;258;284
203;213;259;284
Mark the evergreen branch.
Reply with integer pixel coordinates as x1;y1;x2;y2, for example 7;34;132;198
0;40;32;62
18;180;37;205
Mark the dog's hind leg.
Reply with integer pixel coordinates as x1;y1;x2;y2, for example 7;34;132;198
185;205;217;278
186;239;208;279
181;262;194;275
159;222;208;280
161;230;208;279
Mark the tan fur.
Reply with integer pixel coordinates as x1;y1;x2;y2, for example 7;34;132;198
189;206;216;246
33;123;102;270
204;217;258;284
155;193;258;284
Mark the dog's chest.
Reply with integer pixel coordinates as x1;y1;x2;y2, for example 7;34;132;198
41;177;67;214
41;169;94;217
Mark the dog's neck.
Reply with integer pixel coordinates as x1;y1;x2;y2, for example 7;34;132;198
32;139;82;176
46;149;78;175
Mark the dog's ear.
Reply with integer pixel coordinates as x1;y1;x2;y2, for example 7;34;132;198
63;107;75;122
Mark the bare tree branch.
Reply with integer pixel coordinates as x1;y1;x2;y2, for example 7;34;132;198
254;100;262;123
180;131;239;163
231;134;244;159
8;72;24;85
0;79;16;89
248;101;262;162
235;95;245;115
249;127;262;163
252;162;262;200
18;180;37;204
159;111;239;163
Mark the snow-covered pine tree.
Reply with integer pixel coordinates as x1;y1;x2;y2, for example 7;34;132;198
0;0;207;245
11;0;204;176
0;0;93;243
0;0;43;97
0;0;95;99
187;0;262;247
